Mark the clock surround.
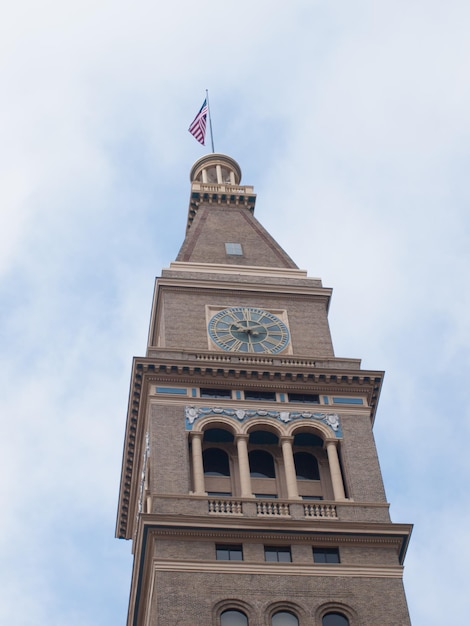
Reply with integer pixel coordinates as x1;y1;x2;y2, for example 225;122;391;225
208;306;290;354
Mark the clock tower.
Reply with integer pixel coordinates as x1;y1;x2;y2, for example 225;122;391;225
116;153;413;626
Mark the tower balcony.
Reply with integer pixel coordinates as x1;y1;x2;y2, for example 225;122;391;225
144;494;391;524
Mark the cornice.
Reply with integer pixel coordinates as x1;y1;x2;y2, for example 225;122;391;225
187;184;256;230
168;261;310;279
140;515;411;537
155;279;332;299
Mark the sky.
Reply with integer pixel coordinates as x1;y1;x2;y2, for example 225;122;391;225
1;1;469;624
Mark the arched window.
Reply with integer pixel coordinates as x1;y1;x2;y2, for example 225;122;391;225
204;428;234;443
294;451;320;480
249;450;276;478
249;430;278;445
272;611;299;625
322;612;349;626
293;432;323;447
203;448;230;476
221;609;248;625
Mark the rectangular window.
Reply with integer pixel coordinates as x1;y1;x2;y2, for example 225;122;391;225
288;393;320;403
254;493;278;499
216;544;243;561
200;388;232;399
313;547;340;563
301;495;323;501
244;390;276;402
264;546;292;562
225;242;243;255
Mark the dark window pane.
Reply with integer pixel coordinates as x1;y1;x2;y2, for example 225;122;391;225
204;428;234;443
265;546;292;562
203;448;230;476
265;550;279;562
293;432;323;447
249;450;275;478
216;544;243;561
272;611;299;626
244;390;276;401
249;430;278;444
277;550;292;562
294;452;320;480
322;613;349;626
254;493;278;499
200;388;232;399
313;547;340;564
221;610;248;626
288;393;320;404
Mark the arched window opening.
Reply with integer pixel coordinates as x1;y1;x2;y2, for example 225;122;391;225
322;612;349;626
203;448;230;476
249;430;279;445
249;450;275;478
204;428;234;443
272;611;299;625
293;432;323;447
294;452;320;480
221;609;248;625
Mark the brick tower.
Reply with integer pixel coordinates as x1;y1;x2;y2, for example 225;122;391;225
116;153;412;626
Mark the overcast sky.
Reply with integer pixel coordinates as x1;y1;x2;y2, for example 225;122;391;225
1;1;469;624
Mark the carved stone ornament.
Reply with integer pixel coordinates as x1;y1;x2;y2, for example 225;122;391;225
184;405;342;437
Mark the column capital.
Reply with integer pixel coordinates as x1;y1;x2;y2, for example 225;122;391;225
190;431;204;441
279;435;294;445
325;438;339;448
235;433;250;442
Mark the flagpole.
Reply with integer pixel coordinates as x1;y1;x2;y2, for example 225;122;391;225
206;89;215;153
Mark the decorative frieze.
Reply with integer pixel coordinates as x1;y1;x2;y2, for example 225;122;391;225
185;405;342;437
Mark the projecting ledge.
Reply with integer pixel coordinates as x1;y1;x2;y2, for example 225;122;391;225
149;495;391;524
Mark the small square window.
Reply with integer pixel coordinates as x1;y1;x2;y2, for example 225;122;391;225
225;242;243;256
264;546;292;562
313;547;340;563
288;393;320;404
216;544;243;561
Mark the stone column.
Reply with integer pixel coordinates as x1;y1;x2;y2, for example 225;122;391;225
191;432;206;495
326;440;346;501
236;434;253;498
280;436;300;500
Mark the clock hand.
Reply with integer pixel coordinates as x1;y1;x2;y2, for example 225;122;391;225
244;324;266;332
231;322;248;332
231;322;267;335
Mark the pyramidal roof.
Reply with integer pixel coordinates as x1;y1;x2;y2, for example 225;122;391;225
176;153;298;269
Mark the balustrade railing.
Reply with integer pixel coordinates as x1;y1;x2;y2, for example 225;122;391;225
303;502;337;518
208;499;243;515
256;500;290;517
207;497;337;519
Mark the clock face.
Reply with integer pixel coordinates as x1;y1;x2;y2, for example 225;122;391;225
208;307;290;354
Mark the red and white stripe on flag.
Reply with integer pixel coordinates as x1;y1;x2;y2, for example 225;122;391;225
188;99;208;145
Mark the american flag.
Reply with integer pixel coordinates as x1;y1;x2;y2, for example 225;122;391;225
188;99;208;145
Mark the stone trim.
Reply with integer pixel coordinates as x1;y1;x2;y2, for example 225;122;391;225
152;560;404;578
169;261;309;279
